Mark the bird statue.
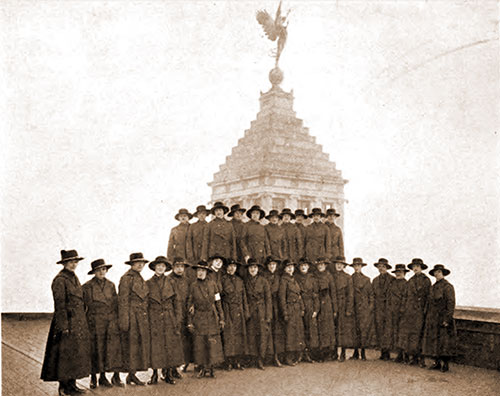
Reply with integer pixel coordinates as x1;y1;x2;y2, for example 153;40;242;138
256;1;290;67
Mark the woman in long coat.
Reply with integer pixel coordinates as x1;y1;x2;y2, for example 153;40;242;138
245;258;273;370
167;209;192;262
41;250;91;396
220;259;249;370
349;258;376;361
399;258;431;366
264;210;286;259
262;256;285;366
82;259;123;389
314;257;337;361
146;256;184;385
295;258;319;362
244;205;270;263
186;205;210;264
118;252;150;386
372;258;394;360
201;202;237;261
332;256;355;362
304;208;331;263
279;260;305;365
187;261;225;378
422;264;457;373
387;264;409;361
280;208;303;262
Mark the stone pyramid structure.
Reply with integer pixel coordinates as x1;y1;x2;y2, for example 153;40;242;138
208;67;347;225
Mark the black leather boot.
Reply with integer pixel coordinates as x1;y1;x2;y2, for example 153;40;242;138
58;381;71;396
99;373;112;388
90;374;97;389
172;367;182;379
164;368;176;384
196;367;206;378
429;359;441;370
257;358;265;370
361;348;367;361
339;348;346;362
126;372;145;386
394;350;404;363
148;369;158;385
111;372;124;387
273;353;282;367
418;355;427;368
440;358;449;372
67;380;86;394
350;348;360;360
208;367;216;378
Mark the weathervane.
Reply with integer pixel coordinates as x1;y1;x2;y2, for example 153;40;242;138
256;1;290;67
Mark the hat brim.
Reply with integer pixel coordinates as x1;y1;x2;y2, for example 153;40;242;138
350;263;367;267
227;209;246;217
392;269;410;273
408;263;429;270
281;213;296;219
88;264;112;275
209;256;226;264
149;261;172;271
211;206;229;215
191;264;213;271
265;214;283;220
175;213;193;221
57;256;84;264
374;263;392;269
172;260;190;266
429;268;450;276
246;209;265;219
308;213;325;218
245;262;265;268
194;210;210;217
125;259;149;265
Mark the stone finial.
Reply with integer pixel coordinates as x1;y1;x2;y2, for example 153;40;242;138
269;67;284;87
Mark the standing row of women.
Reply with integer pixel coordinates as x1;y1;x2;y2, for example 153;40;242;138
41;249;457;395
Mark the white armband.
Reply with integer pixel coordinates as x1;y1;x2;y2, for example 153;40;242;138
215;293;221;301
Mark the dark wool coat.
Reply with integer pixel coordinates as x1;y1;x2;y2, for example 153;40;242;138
244;220;270;262
230;218;249;262
169;272;193;364
265;223;287;260
325;221;344;260
351;272;377;349
333;271;355;348
281;222;303;262
146;274;184;369
245;274;273;358
315;270;337;349
221;273;249;357
167;222;189;261
208;269;224;294
41;269;91;381
399;273;431;355
372;272;394;350
187;278;225;366
386;278;407;351
118;269;150;371
201;217;237;261
304;222;331;262
295;272;319;350
279;274;306;352
186;219;209;263
422;279;457;357
263;270;285;355
82;277;122;374
295;222;307;258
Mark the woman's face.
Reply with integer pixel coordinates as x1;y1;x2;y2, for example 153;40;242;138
251;210;261;221
317;263;326;272
267;261;277;273
173;264;185;276
95;267;108;279
214;208;224;218
131;262;145;272
299;263;309;274
353;264;362;273
282;214;291;223
335;262;344;272
377;265;388;274
64;259;79;272
434;270;444;280
197;268;207;280
412;264;422;274
395;270;405;279
270;216;279;225
227;264;237;275
155;263;167;276
211;258;224;271
248;265;259;277
312;214;321;223
284;265;294;275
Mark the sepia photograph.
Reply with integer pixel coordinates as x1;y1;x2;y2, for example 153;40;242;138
1;1;499;395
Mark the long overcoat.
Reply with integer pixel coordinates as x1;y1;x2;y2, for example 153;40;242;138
279;274;305;352
325;221;344;260
263;270;285;355
187;278;225;367
245;274;273;358
221;272;249;357
167;223;189;261
294;223;306;258
186;219;208;264
333;270;355;348
398;273;431;355
82;277;122;374
281;222;303;262
201;217;237;261
295;272;319;350
146;274;184;369
304;222;331;262
41;269;91;381
386;278;407;351
118;269;150;371
244;220;270;262
230;218;249;262
351;272;377;349
265;223;286;260
422;279;457;357
169;272;193;364
372;272;394;350
315;270;337;349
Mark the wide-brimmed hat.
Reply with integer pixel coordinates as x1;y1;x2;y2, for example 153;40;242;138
294;209;306;218
333;256;348;265
211;201;229;215
325;208;340;217
264;256;281;266
175;208;193;221
228;204;246;217
308;208;325;218
246;205;265;220
408;258;428;270
280;208;296;219
172;257;190;266
298;257;311;266
193;205;210;217
429;264;450;277
191;260;212;271
265;209;282;220
374;258;392;269
350;257;367;267
225;258;242;267
149;256;172;271
314;256;331;265
209;255;226;266
88;258;112;275
392;264;410;274
245;258;264;268
125;252;149;265
57;249;84;264
282;259;297;268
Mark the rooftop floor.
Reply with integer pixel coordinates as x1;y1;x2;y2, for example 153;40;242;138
2;317;499;396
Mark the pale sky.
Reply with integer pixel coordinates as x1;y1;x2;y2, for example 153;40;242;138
1;1;499;311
